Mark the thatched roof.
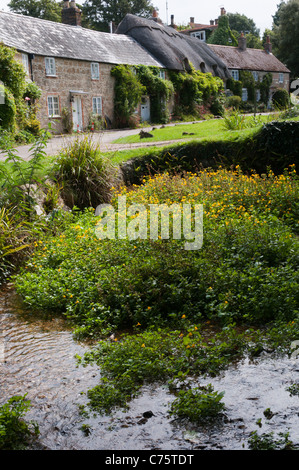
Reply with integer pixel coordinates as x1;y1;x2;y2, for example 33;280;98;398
116;14;231;80
0;11;163;67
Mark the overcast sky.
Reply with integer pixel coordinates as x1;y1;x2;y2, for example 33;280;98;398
0;0;281;35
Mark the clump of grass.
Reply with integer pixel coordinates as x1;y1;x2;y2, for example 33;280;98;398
169;385;225;422
0;395;39;450
51;136;121;209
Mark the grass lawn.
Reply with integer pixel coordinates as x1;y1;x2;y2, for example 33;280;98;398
112;114;278;145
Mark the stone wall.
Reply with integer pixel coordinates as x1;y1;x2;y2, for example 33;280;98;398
31;55;115;133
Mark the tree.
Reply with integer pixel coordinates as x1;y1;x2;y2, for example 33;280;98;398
274;0;299;78
207;14;238;46
81;0;154;32
8;0;62;22
227;12;260;37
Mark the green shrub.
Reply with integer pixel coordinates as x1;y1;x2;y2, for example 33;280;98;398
0;84;16;131
14;168;299;334
272;89;290;109
0;395;39;450
169;385;225;422
226;95;242;110
51;136;121;209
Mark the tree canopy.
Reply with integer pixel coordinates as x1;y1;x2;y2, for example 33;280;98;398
8;0;62;22
207;14;238;46
81;0;154;31
271;0;299;78
227;12;260;37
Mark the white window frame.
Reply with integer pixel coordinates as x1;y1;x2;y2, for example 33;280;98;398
159;70;166;80
252;71;259;82
47;95;60;117
279;73;284;83
190;31;206;41
231;69;239;81
92;96;102;115
91;62;100;80
45;57;56;76
22;53;29;76
242;88;248;102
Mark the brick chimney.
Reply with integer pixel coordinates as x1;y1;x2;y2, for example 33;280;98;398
151;9;163;24
169;14;177;29
62;0;82;26
264;35;272;54
238;32;247;51
221;7;227;16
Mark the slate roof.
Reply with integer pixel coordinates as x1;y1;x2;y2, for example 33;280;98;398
0;11;163;67
116;14;231;80
209;44;290;73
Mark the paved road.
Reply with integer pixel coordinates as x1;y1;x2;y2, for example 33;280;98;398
0;123;195;162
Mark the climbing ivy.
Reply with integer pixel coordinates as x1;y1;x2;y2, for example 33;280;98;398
136;66;174;123
168;67;224;117
111;64;145;128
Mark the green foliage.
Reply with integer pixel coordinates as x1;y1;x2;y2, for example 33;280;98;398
0;43;26;100
248;431;296;450
272;88;290;109
169;68;224;117
225;95;242;110
274;0;299;78
82;0;154;32
14;168;299;336
0;43;41;136
0;395;39;450
8;0;62;22
226;12;260;37
111;65;145;128
0;84;16;131
169;385;225;422
239;71;255;102
120;120;299;183
207;14;238;46
50;136;121;209
260;73;273;105
226;78;242;98
137;66;174;123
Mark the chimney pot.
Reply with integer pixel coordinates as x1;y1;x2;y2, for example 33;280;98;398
238;32;247;51
264;35;272;53
210;20;214;25
221;7;226;16
190;17;194;24
61;0;81;26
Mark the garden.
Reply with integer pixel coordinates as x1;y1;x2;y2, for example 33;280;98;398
0;108;298;449
0;46;299;448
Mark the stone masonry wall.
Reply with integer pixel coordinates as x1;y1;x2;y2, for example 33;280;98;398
31;55;115;133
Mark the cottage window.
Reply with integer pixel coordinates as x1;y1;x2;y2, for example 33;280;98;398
242;88;248;102
22;53;29;75
47;96;60;117
159;70;166;80
92;96;102;115
45;57;56;76
231;70;239;81
279;73;284;83
190;31;206;41
91;63;100;80
252;71;259;82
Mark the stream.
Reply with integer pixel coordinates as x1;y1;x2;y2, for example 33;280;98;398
0;285;298;451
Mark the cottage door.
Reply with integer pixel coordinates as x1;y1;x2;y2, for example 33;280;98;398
72;96;83;131
140;96;150;122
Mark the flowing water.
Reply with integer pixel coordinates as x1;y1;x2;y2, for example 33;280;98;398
0;285;298;450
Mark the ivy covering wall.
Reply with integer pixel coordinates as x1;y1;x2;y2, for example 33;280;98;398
0;43;41;136
111;64;225;127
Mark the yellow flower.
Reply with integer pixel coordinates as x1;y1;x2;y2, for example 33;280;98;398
181;314;186;319
141;344;145;347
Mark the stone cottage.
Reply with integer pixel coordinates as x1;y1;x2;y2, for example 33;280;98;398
0;5;164;132
208;35;290;103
